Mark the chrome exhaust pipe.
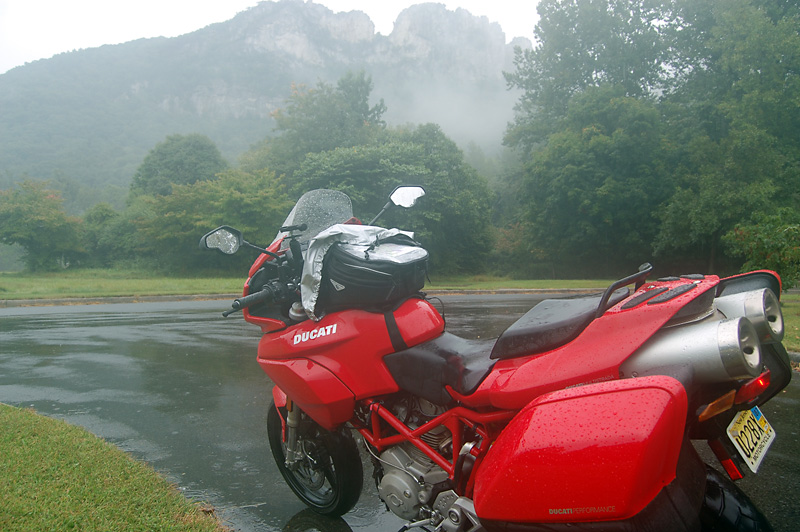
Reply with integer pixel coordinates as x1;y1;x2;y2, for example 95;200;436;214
715;288;784;344
621;317;762;383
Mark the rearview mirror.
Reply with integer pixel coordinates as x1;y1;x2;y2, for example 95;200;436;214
390;186;425;208
200;226;243;255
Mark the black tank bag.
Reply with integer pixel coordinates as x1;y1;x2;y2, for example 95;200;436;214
318;235;428;312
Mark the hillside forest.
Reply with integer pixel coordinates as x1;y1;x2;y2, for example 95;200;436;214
1;0;799;287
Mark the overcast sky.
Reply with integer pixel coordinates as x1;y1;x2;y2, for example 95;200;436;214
0;0;539;74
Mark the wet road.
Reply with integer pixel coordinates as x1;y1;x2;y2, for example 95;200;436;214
1;295;798;531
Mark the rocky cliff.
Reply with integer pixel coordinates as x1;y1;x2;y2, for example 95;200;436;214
0;0;532;195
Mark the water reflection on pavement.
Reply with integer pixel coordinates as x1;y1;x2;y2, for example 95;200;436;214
0;295;797;531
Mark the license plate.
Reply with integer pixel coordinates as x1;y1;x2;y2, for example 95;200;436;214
727;406;775;473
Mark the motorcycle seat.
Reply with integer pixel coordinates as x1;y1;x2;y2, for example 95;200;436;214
383;289;630;404
490;288;630;360
384;332;496;405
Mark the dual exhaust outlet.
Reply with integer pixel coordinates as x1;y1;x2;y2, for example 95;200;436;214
621;288;784;383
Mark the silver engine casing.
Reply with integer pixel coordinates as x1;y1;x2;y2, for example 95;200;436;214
378;443;450;520
377;398;451;521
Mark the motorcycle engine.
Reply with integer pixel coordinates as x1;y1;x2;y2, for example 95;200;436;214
377;397;452;521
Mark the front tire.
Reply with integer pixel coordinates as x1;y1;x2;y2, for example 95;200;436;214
700;466;774;532
267;402;363;517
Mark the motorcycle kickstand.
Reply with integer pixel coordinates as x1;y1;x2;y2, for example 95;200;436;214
397;518;435;532
396;495;484;532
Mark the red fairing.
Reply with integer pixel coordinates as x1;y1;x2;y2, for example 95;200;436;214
260;358;354;430
474;376;687;524
467;276;719;409
720;269;782;294
257;298;445;428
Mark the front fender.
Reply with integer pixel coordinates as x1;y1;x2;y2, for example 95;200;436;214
272;386;287;408
474;376;688;524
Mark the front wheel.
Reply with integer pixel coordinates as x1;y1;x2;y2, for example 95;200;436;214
267;402;363;517
700;466;774;532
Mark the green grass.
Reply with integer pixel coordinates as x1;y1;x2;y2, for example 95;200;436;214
0;270;611;301
0;403;226;532
0;269;243;300
781;293;800;353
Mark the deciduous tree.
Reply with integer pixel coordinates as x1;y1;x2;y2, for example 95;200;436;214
522;86;670;276
0;180;82;271
133;169;292;272
129;134;229;198
655;124;779;272
503;0;800;277
724;208;800;289
293;124;493;272
505;0;676;154
264;71;387;179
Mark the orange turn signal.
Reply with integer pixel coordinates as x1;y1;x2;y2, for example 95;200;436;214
698;390;736;422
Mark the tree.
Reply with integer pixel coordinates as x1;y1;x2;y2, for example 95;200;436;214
669;0;800;146
655;124;780;272
293;141;427;215
274;71;386;154
505;0;676;154
81;202;121;268
0;180;82;271
258;71;387;179
655;0;799;270
132;169;292;273
521;86;670;276
399;124;495;273
129;134;229;197
724;208;800;289
240;72;491;273
292;124;494;272
501;0;800;277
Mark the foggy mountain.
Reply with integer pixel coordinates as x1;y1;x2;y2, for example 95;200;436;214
0;0;531;200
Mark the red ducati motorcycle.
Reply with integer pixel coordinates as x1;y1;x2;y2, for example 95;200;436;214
201;187;790;531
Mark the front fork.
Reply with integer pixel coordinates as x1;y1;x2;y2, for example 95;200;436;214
283;399;303;470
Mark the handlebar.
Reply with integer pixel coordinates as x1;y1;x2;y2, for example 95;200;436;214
223;284;280;317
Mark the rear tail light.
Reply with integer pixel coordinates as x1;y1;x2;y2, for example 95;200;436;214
696;370;771;423
735;370;771;405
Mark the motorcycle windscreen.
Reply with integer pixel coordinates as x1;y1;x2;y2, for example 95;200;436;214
474;375;687;524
